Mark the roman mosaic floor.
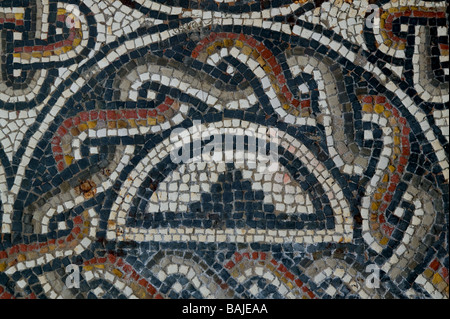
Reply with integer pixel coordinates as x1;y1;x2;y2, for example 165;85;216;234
0;0;448;299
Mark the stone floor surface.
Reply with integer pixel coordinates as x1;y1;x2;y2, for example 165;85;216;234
0;0;448;299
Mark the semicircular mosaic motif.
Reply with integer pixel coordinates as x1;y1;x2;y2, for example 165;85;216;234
0;0;448;299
